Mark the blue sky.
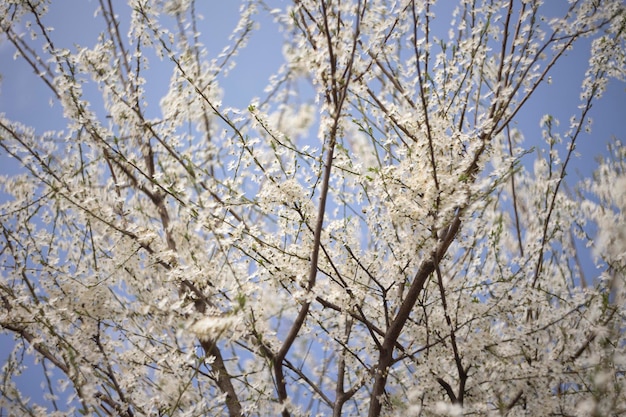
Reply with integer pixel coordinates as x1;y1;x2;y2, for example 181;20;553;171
0;0;624;413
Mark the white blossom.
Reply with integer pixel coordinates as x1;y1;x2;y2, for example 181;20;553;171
0;1;625;416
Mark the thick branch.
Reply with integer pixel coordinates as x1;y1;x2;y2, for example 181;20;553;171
368;215;462;417
201;339;243;417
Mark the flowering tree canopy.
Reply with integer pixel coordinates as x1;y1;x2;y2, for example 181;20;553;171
1;0;625;416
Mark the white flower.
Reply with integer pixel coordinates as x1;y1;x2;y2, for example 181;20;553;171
189;315;241;342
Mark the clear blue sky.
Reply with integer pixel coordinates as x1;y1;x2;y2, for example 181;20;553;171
0;0;624;412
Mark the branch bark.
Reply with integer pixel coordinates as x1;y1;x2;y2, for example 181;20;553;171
368;215;462;417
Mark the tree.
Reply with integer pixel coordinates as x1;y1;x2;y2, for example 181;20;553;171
1;0;625;415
